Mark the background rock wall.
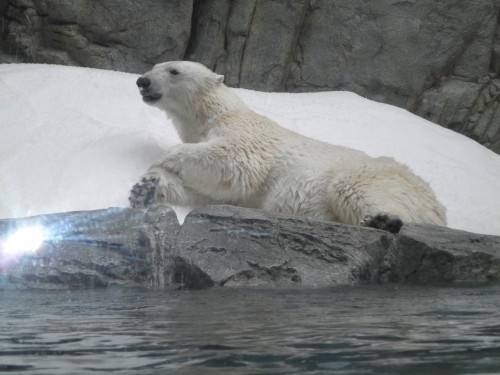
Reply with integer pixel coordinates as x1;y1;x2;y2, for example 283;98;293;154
2;0;500;153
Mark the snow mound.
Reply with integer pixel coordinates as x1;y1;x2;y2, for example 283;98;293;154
1;64;499;235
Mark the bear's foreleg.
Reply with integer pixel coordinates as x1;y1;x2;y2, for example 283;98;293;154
150;142;257;203
130;141;253;208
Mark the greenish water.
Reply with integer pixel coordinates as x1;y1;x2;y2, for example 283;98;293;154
1;284;500;374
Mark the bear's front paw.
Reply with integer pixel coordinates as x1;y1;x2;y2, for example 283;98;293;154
129;175;159;208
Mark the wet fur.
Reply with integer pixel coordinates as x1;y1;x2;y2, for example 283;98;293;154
130;61;447;233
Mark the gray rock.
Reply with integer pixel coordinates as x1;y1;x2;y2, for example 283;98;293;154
184;0;232;75
0;0;193;72
168;205;393;288
392;224;500;283
237;0;309;91
0;206;180;289
1;205;499;290
417;78;500;154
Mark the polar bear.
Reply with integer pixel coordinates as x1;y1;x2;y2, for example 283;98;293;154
130;61;446;233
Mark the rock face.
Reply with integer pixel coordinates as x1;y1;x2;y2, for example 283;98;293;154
170;206;392;288
0;0;193;73
0;206;180;289
1;205;499;290
1;0;500;153
393;224;500;283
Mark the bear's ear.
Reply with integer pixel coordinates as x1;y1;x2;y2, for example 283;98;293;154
215;74;224;84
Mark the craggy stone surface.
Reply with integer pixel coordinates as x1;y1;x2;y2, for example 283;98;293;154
169;205;392;288
0;0;193;72
392;224;500;283
0;206;180;289
1;205;499;290
2;0;500;153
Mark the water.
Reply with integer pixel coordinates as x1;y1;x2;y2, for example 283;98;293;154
1;284;500;374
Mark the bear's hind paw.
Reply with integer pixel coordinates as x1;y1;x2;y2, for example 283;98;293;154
361;214;403;234
129;176;159;209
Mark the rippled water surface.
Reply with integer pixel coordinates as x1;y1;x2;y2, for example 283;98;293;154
1;284;500;374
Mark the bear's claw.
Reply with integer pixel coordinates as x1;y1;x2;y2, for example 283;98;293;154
129;176;159;208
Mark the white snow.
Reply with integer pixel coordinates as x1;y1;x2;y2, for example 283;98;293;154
1;63;499;235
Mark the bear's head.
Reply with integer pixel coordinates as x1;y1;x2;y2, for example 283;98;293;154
136;61;224;111
137;61;247;142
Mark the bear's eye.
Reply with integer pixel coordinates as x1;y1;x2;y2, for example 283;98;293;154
169;69;180;75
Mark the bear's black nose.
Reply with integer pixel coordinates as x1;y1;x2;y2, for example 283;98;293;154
136;76;150;88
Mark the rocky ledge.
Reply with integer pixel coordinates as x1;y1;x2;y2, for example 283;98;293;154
0;205;499;290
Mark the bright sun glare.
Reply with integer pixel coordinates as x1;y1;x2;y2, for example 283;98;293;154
1;225;47;258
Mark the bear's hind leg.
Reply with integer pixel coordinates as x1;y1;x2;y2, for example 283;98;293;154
327;166;407;233
361;214;403;234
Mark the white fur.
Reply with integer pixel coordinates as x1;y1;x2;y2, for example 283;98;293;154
135;61;446;227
